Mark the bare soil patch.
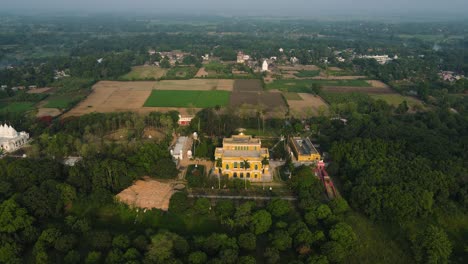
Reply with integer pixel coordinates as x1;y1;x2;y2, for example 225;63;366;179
233;79;263;92
328;67;342;71
195;67;209;77
116;178;175;211
323;86;394;94
63;81;155;117
312;76;367;80
288;93;329;117
366;80;389;88
36;108;62;117
230;91;287;114
278;65;320;71
27;87;52;94
155;79;234;91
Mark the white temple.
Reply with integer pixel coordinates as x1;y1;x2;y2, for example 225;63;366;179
0;124;29;152
262;60;269;72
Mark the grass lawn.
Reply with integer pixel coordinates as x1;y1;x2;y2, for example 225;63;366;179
370;94;423;107
144;90;230;107
120;66;167;80
267;79;370;92
293;70;320;78
0;102;36;112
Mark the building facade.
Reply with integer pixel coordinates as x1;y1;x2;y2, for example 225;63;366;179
214;134;269;181
289;137;321;162
0;124;29;153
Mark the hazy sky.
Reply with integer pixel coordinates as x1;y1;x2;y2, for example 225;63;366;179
2;0;468;15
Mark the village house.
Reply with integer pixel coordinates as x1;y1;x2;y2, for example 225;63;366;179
237;51;251;64
178;115;194;126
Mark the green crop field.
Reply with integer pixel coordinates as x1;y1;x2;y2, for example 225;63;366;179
45;96;82;109
144;90;231;107
0;102;36;113
267;79;370;92
293;70;320;78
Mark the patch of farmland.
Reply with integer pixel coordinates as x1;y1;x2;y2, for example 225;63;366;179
370;94;424;108
233;79;263;92
63;81;155;117
288;93;329;117
120;66;168;80
229;91;287;111
154;79;234;91
144;90;230;108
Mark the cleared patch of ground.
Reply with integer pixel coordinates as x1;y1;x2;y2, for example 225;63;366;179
27;87;52;94
278;65;320;71
63;81;155;117
230;91;287;113
288;93;329;117
120;66;168;80
195;67;209;77
36;108;62;118
328;67;342;71
154;79;234;91
366;80;389;88
233;79;263;92
282;92;303;100
116;178;174;211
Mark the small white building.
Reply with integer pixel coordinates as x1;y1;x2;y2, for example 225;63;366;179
0;124;29;153
262;60;269;72
171;136;189;160
279;48;284;53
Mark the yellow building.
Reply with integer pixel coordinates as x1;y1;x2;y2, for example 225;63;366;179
290;137;321;162
214;134;269;181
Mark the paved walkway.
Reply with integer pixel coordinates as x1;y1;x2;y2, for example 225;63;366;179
188;194;297;201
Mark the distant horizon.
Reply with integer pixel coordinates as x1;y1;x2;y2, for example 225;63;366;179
1;0;467;22
1;9;467;23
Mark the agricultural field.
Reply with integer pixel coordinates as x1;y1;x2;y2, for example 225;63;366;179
120;66;168;80
0;102;36;113
44;96;84;109
233;79;263;92
282;92;302;100
370;94;424;108
287;93;329;117
162;66;198;80
230;91;287;112
154;79;234;91
293;70;320;78
266;79;371;92
144;90;230;108
63;81;156;117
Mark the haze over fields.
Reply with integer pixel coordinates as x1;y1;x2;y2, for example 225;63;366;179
2;0;468;16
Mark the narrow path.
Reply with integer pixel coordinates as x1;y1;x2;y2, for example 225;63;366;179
188;194;297;201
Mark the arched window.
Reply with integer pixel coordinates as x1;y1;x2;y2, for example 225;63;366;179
240;173;244;178
255;164;258;170
226;164;229;169
234;162;238;168
247;173;250;178
234;172;237;178
255;174;258;178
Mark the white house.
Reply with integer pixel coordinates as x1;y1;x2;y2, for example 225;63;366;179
0;124;29;153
